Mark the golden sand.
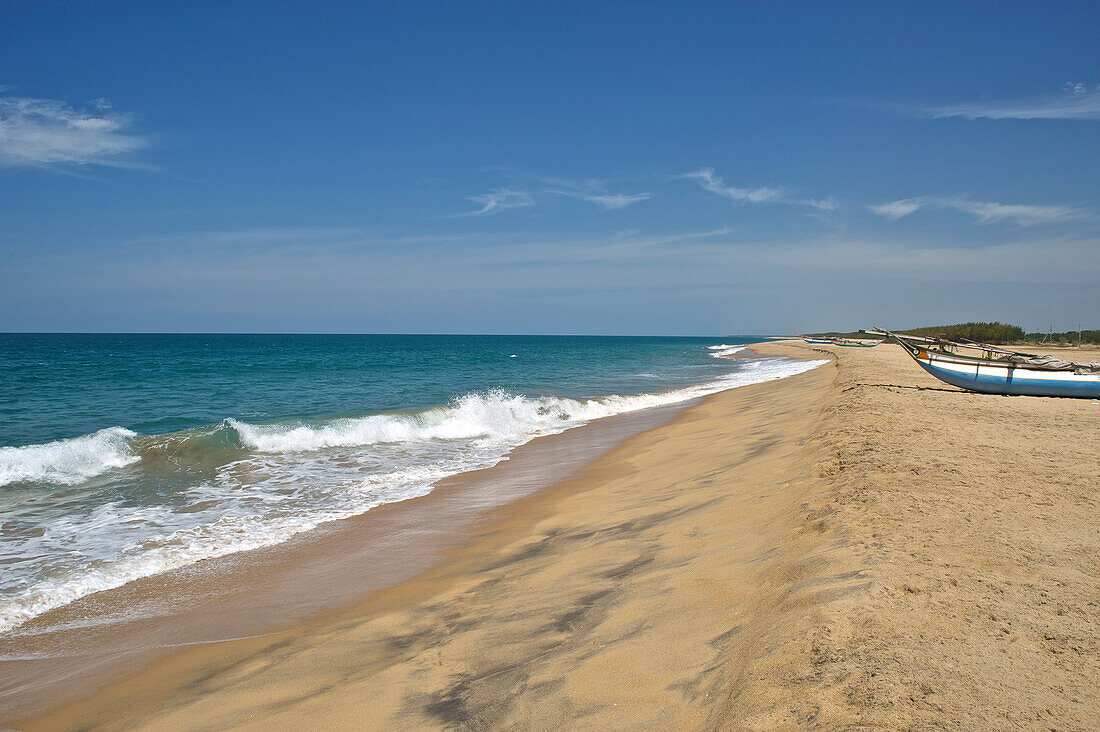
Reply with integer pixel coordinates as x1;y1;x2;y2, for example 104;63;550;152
20;342;1100;730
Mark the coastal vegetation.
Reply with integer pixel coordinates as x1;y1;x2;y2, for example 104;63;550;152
1024;328;1100;345
807;322;1100;346
901;322;1024;344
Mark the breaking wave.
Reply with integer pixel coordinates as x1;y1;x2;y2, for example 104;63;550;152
0;353;824;632
0;428;138;488
708;344;748;358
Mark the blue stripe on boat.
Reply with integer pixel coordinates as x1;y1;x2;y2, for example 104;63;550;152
916;360;1100;398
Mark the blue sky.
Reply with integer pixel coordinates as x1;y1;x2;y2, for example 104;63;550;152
1;1;1098;334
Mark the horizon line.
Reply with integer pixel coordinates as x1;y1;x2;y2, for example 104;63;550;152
0;331;783;338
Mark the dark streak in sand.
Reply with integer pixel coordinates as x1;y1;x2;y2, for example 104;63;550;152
0;397;692;723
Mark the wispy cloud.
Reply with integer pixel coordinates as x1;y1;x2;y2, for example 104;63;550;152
679;167;835;210
679;167;782;203
577;192;652;210
535;175;651;210
922;83;1100;121
0;92;148;169
458;188;534;216
867;200;924;220
464;172;651;213
868;196;1083;226
468;227;1100;286
801;197;839;212
951;200;1080;225
738;237;1100;285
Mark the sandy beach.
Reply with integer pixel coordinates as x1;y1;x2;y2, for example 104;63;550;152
7;3;1096;730
16;341;1100;730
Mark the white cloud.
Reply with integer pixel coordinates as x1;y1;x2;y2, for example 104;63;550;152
923;84;1100;121
802;197;838;211
468;226;1100;286
950;200;1078;225
679;167;782;203
459;188;533;216
868;196;1082;226
868;199;925;220
581;192;652;210
537;176;651;210
678;167;836;213
0;93;147;168
739;237;1100;284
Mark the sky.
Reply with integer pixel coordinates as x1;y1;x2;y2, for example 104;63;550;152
1;1;1098;335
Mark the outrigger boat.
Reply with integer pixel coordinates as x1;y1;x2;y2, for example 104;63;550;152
803;337;880;347
870;328;1100;399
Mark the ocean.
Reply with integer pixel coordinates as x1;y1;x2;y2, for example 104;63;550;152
0;334;818;633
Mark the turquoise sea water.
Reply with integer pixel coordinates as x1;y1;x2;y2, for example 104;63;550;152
0;334;819;632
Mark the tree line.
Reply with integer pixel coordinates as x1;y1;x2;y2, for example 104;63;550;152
900;322;1098;345
805;322;1099;345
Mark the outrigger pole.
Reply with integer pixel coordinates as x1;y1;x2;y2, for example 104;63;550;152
863;329;1036;359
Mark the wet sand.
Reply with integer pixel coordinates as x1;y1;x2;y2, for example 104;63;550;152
16;341;1100;729
0;397;691;722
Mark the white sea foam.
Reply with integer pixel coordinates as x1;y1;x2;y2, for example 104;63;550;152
226;390;655;455
0;462;458;632
708;344;748;358
226;355;820;457
0;427;138;488
0;355;825;633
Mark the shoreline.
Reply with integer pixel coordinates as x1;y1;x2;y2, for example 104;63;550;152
0;346;809;723
0;392;694;722
15;346;838;729
15;339;1100;728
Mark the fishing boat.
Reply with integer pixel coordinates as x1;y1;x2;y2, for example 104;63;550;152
871;329;1100;399
802;337;880;347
